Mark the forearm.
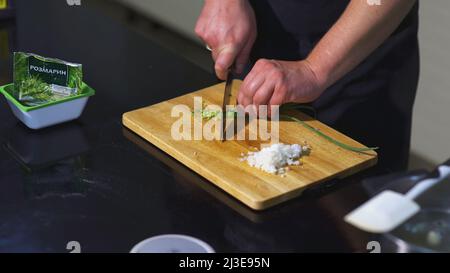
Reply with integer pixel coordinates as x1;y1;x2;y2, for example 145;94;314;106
306;0;417;90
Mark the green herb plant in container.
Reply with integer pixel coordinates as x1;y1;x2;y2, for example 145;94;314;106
0;52;95;129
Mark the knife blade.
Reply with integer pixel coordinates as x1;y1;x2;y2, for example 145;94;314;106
221;68;234;141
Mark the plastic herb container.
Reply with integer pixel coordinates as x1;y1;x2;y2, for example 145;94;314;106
0;82;95;129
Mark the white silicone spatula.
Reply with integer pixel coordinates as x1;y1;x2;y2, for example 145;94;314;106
345;162;450;233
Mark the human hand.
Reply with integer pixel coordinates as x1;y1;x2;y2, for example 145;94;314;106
195;0;257;80
237;59;325;111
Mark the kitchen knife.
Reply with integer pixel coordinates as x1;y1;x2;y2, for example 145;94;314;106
221;67;234;141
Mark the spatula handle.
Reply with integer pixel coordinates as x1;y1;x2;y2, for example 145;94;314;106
405;164;450;200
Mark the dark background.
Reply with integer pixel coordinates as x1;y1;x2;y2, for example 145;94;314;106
0;0;414;253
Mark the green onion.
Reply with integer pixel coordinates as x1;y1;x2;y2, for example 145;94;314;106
194;103;378;153
280;114;378;153
193;104;237;120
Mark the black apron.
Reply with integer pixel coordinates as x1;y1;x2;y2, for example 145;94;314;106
249;0;420;172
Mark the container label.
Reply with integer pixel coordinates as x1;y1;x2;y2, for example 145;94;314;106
14;51;82;107
28;55;69;87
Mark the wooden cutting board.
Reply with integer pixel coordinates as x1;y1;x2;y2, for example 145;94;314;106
122;81;377;210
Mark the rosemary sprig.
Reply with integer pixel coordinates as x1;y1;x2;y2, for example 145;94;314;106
18;76;55;106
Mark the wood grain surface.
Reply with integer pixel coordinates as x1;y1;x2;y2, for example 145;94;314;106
123;81;377;210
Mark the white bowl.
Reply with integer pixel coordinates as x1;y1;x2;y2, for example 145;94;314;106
130;234;215;253
0;82;95;130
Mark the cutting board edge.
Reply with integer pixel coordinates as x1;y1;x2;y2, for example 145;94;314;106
122;112;272;210
261;155;378;207
122;109;379;210
337;155;378;179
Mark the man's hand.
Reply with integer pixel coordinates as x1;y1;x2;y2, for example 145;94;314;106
237;59;324;109
195;0;257;80
238;0;416;110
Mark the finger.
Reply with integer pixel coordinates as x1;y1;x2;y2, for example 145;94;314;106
269;84;286;108
237;59;270;105
211;46;220;62
194;17;205;40
234;39;254;74
240;59;267;89
215;45;239;80
238;73;265;107
195;23;218;51
240;78;265;108
252;80;275;108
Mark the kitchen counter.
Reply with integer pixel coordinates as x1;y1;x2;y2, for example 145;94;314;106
0;0;385;253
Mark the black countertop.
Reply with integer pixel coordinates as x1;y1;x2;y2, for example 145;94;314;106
0;0;388;253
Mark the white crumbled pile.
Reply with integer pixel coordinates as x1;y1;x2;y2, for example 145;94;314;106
241;143;310;175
